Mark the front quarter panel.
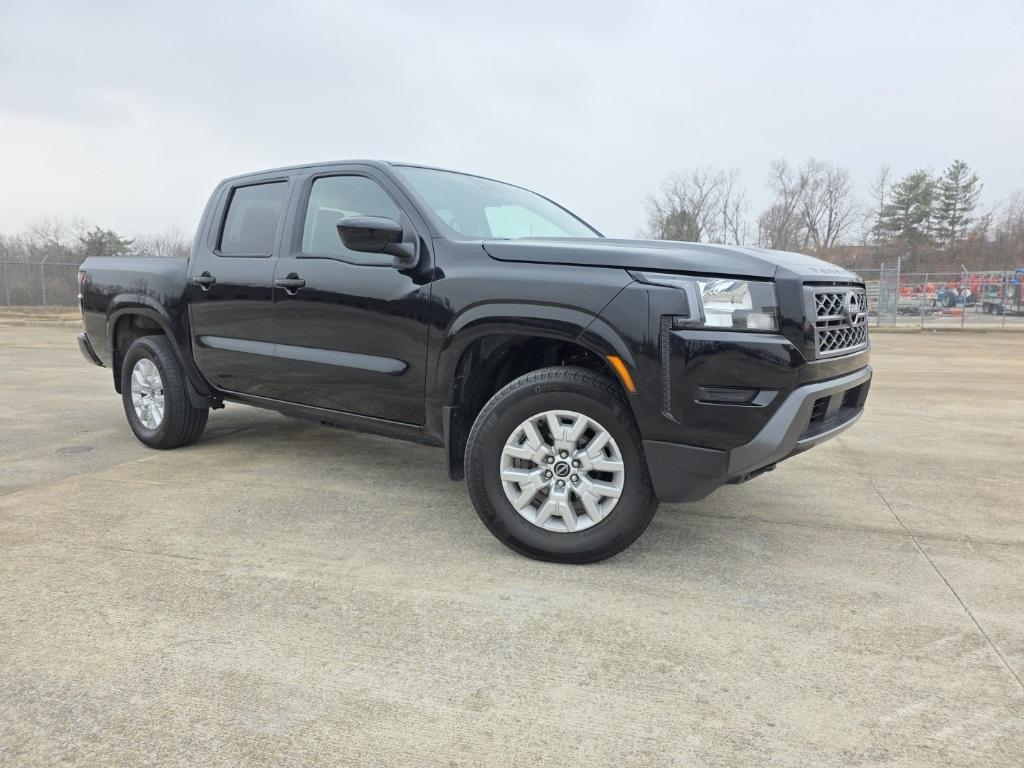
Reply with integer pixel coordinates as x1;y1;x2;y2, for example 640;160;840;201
423;240;634;438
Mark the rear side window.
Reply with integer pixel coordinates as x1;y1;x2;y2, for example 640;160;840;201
219;182;287;256
301;176;401;256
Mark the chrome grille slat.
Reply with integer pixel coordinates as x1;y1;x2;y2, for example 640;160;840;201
810;288;869;358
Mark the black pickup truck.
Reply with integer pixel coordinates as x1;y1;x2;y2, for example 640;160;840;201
78;160;871;562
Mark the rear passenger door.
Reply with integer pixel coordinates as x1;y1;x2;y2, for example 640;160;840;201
267;166;433;424
187;175;290;396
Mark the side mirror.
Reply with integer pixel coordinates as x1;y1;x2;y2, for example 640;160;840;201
337;216;417;267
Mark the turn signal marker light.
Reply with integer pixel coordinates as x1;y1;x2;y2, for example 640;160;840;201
606;355;637;394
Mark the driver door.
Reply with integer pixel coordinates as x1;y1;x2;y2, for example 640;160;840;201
267;167;433;425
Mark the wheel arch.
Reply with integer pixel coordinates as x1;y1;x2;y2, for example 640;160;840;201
106;297;218;406
437;316;638;482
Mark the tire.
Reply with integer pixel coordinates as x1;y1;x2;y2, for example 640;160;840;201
465;366;657;564
120;335;209;449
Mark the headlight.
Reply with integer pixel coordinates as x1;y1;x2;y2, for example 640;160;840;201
630;271;780;331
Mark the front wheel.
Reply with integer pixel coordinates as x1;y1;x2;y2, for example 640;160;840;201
120;335;208;449
465;366;657;563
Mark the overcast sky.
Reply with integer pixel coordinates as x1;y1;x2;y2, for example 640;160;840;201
1;0;1021;240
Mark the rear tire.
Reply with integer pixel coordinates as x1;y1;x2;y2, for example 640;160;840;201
120;335;208;449
465;366;657;563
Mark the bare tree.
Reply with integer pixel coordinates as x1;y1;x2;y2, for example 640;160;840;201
861;164;891;245
757;159;808;250
992;191;1024;265
758;158;857;253
132;224;191;258
645;167;748;244
799;160;857;252
718;169;748;245
24;217;79;262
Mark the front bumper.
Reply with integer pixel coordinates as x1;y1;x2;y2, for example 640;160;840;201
77;332;104;367
644;365;871;503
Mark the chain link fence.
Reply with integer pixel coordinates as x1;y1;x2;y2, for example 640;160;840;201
1;261;82;308
858;262;1024;329
2;258;1023;330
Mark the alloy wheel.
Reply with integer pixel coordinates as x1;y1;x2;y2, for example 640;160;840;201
499;409;625;533
130;358;165;429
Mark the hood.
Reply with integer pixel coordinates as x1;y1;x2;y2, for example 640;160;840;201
482;238;861;282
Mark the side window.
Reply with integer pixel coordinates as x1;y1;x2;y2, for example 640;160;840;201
301;176;402;256
219;182;287;256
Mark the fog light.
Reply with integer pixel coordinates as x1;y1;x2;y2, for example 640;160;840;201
696;386;778;406
697;386;759;404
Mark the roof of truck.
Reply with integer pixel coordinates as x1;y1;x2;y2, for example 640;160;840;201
223;159;499;183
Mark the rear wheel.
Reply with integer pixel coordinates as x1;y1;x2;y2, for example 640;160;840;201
120;335;208;449
465;366;657;563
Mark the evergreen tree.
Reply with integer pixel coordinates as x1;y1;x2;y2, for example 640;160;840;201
657;208;701;241
935;159;981;247
76;227;133;258
877;170;936;244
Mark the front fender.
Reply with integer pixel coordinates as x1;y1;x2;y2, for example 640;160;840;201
425;296;641;441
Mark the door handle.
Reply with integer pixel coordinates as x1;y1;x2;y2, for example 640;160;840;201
192;271;216;290
275;273;306;295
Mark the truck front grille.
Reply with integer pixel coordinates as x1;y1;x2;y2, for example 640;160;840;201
812;288;869;358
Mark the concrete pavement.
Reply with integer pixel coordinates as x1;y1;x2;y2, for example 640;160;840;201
1;321;1022;766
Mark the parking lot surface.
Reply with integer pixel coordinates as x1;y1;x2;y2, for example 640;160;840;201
1;321;1023;767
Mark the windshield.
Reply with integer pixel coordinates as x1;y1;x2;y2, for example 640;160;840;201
395;166;599;240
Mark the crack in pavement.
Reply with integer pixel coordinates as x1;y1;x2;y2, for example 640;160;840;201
838;437;1024;694
872;476;1024;693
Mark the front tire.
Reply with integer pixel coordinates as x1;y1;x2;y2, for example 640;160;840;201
120;335;208;449
465;366;657;563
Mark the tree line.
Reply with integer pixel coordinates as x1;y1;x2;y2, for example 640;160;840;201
4;162;1023;275
645;159;1024;272
0;217;190;265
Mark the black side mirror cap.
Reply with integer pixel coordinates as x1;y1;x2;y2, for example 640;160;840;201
337;216;417;268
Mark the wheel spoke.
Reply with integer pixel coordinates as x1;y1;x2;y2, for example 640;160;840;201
510;487;537;510
520;420;553;463
500;467;547;510
578;488;604;523
585;430;611;457
503;443;536;461
566;414;588;444
581;477;622;500
538;484;576;531
522;419;545;450
545;412;562;442
561;506;578;532
590;457;624;473
534;495;555;526
500;466;543;486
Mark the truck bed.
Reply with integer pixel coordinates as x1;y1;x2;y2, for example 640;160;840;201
79;256;191;367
